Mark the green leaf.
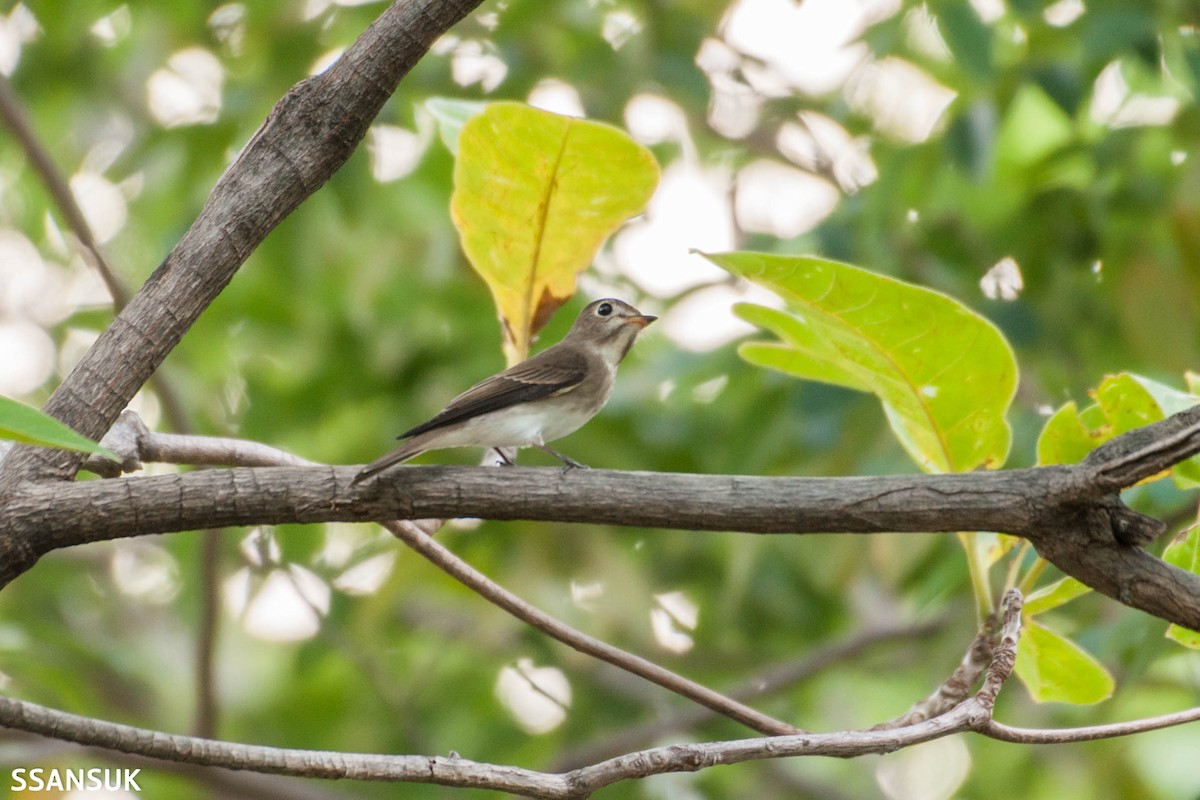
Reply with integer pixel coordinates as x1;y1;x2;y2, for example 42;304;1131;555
1164;525;1200;648
425;97;490;155
1035;373;1200;483
706;251;1017;473
1024;576;1092;616
1165;625;1200;649
0;396;117;460
452;102;659;364
995;83;1074;171
929;2;993;81
1036;401;1105;466
1014;619;1115;704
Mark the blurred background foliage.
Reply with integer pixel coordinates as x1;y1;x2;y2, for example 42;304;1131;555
2;0;1200;798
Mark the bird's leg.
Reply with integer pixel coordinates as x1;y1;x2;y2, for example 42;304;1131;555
534;444;589;470
489;447;517;467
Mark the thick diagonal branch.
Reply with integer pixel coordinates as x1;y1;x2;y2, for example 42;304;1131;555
0;0;483;486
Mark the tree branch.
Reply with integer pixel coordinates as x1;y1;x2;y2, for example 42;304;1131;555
552;618;945;771
873;612;997;730
384;519;801;737
0;683;982;798
0;75;128;307
3;590;1193;796
980;707;1200;744
8;408;1200;631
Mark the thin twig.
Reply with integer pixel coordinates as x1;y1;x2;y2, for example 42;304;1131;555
980;707;1200;744
872;613;996;730
0;691;972;798
386;519;801;737
553;618;945;770
0;729;345;800
976;589;1023;710
0;75;127;306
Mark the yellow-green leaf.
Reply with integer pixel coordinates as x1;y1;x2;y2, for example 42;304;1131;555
1035;402;1106;466
452;102;659;364
1164;525;1200;648
0;395;117;460
1023;576;1091;616
1014;619;1114;704
705;251;1017;473
1036;373;1200;484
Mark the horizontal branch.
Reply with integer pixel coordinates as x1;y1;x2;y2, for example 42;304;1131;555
7;452;1200;629
7;407;1200;629
0;692;980;799
9;464;1072;545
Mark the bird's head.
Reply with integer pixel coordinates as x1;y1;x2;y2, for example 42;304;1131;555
567;298;656;363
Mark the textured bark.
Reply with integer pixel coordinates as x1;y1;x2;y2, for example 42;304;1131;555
4;434;1200;630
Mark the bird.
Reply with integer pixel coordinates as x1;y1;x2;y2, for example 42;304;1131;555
352;298;656;483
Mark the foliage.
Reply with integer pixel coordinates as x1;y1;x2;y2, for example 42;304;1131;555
0;395;114;459
3;1;1200;799
707;250;1017;474
451;102;658;363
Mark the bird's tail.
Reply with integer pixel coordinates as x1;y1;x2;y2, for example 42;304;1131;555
351;440;426;484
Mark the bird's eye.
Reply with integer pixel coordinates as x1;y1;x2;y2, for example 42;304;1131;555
597;302;613;317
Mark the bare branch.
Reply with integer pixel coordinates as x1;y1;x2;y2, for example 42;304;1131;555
975;590;1023;710
981;706;1200;744
83;411;318;477
0;585;1195;794
0;75;128;307
0;693;974;798
873;614;997;730
0;729;346;800
553;619;946;770
9;429;1200;630
1084;406;1200;493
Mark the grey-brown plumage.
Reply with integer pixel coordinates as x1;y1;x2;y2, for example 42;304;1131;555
353;299;655;483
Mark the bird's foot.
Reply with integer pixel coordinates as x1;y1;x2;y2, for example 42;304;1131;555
535;444;589;470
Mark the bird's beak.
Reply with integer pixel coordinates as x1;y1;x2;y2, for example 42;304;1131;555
625;314;657;329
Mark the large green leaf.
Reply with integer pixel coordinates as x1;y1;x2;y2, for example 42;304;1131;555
0;395;117;460
1164;526;1200;648
1036;373;1200;484
705;251;1017;473
1014;619;1115;704
452;102;659;364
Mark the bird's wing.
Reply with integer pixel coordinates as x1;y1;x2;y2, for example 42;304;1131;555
397;346;589;439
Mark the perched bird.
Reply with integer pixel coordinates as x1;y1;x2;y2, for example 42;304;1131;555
353;298;655;483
